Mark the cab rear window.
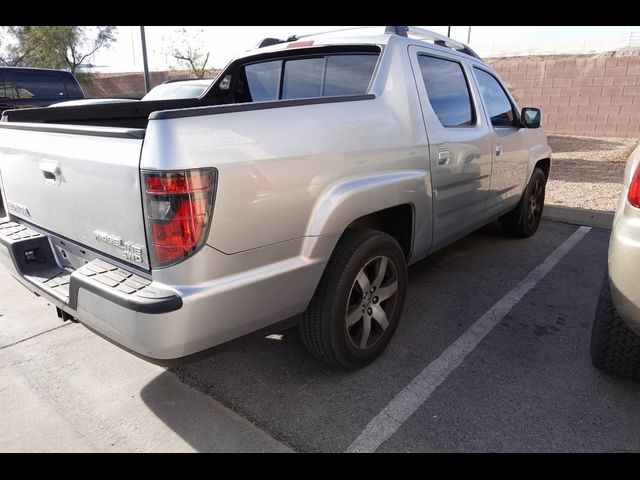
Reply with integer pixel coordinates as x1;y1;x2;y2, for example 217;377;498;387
236;53;379;103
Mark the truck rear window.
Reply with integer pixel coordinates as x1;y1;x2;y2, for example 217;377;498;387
237;53;379;103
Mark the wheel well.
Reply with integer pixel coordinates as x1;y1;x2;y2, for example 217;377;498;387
535;158;551;179
345;204;414;259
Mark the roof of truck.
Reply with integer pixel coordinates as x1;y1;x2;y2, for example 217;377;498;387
238;26;486;65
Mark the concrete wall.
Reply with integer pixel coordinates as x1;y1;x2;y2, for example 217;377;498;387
488;55;640;137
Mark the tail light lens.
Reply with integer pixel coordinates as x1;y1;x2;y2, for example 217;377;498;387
628;165;640;208
142;169;217;268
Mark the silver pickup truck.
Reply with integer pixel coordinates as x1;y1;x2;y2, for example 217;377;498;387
0;27;551;369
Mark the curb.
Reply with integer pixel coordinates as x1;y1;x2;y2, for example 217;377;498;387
543;205;614;230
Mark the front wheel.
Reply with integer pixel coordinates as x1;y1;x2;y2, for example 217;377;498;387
501;167;547;238
299;229;407;369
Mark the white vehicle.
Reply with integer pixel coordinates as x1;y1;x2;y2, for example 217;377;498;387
590;144;640;379
0;27;550;369
50;79;214;107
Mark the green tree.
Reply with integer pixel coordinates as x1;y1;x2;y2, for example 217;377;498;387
20;26;117;74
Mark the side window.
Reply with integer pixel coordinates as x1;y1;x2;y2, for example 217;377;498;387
474;68;516;127
418;55;474;127
0;74;5;99
15;72;68;99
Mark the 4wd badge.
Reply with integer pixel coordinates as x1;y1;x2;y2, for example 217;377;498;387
93;230;145;264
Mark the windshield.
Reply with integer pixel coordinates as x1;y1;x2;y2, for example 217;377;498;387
142;80;212;101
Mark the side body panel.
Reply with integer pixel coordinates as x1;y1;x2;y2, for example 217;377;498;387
609;145;640;334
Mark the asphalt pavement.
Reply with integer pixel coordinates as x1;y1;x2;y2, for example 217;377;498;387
2;219;639;452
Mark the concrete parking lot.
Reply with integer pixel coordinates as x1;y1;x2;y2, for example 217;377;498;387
2;219;640;452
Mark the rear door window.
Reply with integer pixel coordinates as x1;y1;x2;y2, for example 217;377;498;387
14;72;68;99
418;55;475;127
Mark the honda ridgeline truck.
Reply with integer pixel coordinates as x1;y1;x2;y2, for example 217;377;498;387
0;27;551;369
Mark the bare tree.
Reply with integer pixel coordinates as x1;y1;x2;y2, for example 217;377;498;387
167;27;211;78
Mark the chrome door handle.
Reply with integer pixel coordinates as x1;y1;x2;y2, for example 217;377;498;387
495;145;503;157
438;149;450;166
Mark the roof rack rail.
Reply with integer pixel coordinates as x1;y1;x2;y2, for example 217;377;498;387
385;26;481;59
256;26;481;60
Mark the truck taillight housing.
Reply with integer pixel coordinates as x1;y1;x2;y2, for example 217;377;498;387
628;165;640;208
142;169;217;268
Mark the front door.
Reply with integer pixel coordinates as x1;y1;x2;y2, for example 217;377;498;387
409;47;493;251
471;67;530;219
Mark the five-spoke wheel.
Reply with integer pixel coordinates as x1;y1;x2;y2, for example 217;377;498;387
300;229;407;369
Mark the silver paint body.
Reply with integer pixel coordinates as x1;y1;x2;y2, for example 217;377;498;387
608;144;640;334
0;33;551;359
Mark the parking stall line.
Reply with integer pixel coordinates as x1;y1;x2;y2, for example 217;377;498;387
346;226;592;453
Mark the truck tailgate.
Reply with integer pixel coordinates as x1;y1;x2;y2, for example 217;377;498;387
0;123;149;270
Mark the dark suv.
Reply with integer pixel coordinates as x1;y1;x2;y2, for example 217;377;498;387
0;67;84;114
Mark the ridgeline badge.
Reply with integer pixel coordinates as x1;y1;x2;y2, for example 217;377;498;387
93;230;145;264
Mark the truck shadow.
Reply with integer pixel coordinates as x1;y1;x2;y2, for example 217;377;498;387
139;327;335;452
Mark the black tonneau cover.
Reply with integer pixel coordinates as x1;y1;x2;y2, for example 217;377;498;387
0;97;225;129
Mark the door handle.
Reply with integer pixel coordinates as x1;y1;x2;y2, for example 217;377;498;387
438;149;450;166
495;145;503;157
39;162;61;185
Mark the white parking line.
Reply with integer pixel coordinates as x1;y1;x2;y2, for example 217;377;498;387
346;225;592;453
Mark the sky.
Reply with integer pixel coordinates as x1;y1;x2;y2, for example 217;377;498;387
90;26;639;73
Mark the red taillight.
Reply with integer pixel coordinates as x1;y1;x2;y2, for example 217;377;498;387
629;165;640;208
143;170;216;268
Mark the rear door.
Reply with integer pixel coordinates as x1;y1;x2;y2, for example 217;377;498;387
0;72;16;114
409;47;493;250
13;70;69;108
471;67;530;218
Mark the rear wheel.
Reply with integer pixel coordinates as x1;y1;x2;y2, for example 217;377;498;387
501;167;546;238
299;229;407;369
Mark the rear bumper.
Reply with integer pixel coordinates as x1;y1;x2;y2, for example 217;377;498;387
608;200;640;335
0;220;334;360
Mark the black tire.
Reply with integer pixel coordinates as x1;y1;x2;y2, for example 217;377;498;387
590;275;640;380
300;229;407;369
500;167;547;238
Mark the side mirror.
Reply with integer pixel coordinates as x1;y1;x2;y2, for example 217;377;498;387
521;107;542;128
